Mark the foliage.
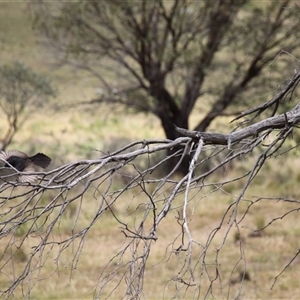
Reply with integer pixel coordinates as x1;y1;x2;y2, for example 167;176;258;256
0;61;55;150
32;1;300;131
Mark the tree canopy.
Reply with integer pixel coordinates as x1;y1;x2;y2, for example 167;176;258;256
31;0;300;172
0;61;55;150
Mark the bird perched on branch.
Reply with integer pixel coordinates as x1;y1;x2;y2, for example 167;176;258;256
0;150;51;183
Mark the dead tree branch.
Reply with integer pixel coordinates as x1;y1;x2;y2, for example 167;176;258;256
1;71;300;298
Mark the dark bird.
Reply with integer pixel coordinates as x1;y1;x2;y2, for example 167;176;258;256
0;150;51;183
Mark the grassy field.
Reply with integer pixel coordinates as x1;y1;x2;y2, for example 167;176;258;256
0;3;300;300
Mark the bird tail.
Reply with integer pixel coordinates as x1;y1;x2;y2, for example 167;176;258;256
29;153;52;168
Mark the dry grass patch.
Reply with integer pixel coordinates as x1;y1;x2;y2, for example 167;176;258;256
1;175;300;299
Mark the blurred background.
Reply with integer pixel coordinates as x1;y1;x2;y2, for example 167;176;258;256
2;1;300;170
0;2;164;168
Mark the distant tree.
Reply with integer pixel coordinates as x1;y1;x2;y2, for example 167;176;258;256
0;61;55;150
31;0;300;173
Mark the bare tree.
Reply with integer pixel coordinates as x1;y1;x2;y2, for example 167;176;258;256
0;69;300;299
31;0;300;173
0;61;55;150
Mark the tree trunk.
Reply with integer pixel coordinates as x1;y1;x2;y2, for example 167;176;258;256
154;93;190;175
